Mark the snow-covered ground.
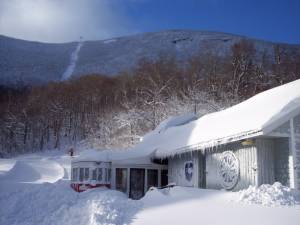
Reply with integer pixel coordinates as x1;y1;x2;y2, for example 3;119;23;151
0;151;300;225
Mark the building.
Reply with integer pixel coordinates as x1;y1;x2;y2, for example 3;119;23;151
71;79;300;198
71;149;167;199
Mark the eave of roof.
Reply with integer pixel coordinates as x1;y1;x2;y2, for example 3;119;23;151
154;129;263;158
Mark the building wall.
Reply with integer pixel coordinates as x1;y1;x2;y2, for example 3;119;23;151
168;151;200;187
168;137;293;191
271;121;290;136
205;142;258;191
273;138;290;186
256;139;275;185
292;114;300;189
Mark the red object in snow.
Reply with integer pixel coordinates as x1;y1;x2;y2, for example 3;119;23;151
70;183;111;192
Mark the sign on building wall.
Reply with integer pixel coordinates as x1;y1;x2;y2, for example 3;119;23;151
185;161;193;181
218;151;239;190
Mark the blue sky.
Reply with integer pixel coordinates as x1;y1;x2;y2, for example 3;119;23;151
0;0;299;43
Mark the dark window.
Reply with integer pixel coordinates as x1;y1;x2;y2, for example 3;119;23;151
105;168;108;182
130;168;145;200
92;169;97;180
108;168;111;181
116;168;127;193
161;170;168;187
79;168;84;182
97;168;102;181
75;168;78;181
84;168;89;181
72;168;75;181
147;169;158;190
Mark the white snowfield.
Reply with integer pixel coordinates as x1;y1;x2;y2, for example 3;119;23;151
1;150;300;225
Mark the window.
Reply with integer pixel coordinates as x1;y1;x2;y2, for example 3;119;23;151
72;168;75;181
92;169;97;180
79;168;84;182
105;168;108;182
116;168;127;193
108;168;111;181
72;168;78;181
104;168;111;182
97;168;102;181
84;168;89;181
147;169;158;190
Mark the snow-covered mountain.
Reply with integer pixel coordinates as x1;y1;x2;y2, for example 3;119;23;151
1;30;300;87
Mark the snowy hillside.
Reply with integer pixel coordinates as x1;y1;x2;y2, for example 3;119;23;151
0;150;300;225
0;35;75;86
1;30;300;87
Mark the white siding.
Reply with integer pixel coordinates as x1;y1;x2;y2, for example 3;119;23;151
292;115;300;189
206;143;258;191
274;138;290;186
168;152;200;187
256;139;275;185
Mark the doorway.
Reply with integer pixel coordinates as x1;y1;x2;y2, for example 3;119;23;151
198;152;206;188
147;169;158;190
161;169;168;187
129;168;145;199
116;168;127;193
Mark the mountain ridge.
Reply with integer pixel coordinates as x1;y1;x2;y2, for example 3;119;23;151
1;30;300;87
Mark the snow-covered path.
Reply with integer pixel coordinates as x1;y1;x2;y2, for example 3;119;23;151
0;151;300;225
133;187;300;225
61;41;83;80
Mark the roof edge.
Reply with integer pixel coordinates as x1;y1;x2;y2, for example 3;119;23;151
262;105;300;135
155;129;263;158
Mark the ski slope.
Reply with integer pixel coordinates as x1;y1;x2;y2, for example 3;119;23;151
0;150;299;225
61;41;84;80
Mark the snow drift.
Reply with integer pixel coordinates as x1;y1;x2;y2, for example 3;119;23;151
1;151;300;225
237;182;300;206
0;160;64;183
0;181;140;225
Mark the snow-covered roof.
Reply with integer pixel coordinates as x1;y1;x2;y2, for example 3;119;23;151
73;114;197;163
145;79;300;158
72;148;156;165
74;79;300;162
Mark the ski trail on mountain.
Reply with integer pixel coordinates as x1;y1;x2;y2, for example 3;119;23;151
61;41;83;80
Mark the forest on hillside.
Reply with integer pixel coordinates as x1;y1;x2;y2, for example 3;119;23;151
0;39;299;156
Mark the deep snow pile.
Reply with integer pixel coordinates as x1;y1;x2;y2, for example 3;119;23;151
236;182;300;206
0;182;140;225
0;151;140;225
133;186;300;225
1;151;300;225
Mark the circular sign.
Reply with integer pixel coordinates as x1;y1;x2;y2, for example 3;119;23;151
218;151;239;190
185;161;193;181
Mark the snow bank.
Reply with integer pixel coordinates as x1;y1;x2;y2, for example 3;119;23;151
0;160;64;183
0;181;141;225
134;186;300;225
236;182;300;206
